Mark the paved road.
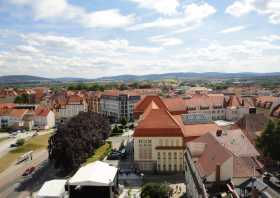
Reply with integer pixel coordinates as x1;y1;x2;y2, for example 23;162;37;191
0;149;49;198
0;132;36;158
0;130;54;158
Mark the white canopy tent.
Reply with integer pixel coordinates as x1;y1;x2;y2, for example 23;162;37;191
37;179;67;198
69;161;118;187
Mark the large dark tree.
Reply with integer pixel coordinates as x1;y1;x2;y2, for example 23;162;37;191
256;120;280;162
48;112;111;172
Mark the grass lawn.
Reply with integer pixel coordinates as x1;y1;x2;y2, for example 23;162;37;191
0;137;9;143
0;133;52;173
85;143;111;164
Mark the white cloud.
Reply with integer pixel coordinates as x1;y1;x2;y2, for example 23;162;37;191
225;0;253;17
128;0;180;15
21;33;161;54
226;0;280;24
220;25;247;34
81;9;135;28
16;45;40;53
261;34;280;42
9;0;135;28
149;36;183;46
128;2;216;31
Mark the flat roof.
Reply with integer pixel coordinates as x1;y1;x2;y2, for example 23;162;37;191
69;161;118;186
37;179;67;198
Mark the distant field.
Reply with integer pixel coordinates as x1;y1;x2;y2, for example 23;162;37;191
0;133;52;173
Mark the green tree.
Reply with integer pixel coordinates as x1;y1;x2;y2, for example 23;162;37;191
16;138;25;146
271;121;280;161
141;183;172;198
120;117;127;128
256;120;280;162
14;93;30;104
48;112;111;172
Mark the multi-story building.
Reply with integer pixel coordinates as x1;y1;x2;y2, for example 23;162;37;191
52;94;88;122
100;91;141;122
185;93;226;120
255;96;278;109
185;94;256;121
87;91;101;113
133;97;222;173
33;107;55;129
0;108;29;129
187;129;263;185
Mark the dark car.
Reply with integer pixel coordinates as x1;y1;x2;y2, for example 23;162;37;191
10;143;17;148
22;166;35;176
108;153;122;160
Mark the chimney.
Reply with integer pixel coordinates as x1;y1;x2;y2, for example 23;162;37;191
216;164;221;184
216;130;222;137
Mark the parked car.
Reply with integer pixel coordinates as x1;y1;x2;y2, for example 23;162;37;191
10;143;17;148
108;153;122;160
32;132;38;137
22;166;35;176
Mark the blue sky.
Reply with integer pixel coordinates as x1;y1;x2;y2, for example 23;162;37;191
0;0;279;78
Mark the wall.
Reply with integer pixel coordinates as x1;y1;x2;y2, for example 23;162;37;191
134;136;184;172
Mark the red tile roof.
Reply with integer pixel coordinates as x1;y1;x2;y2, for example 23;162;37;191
227;95;243;107
133;107;184;137
162;97;187;114
68;95;84;104
191;130;262;179
184;94;225;108
212;129;259;157
8;109;28;118
0;103;16;109
34;107;50;117
173;115;221;141
189;133;232;177
256;96;277;103
134;96;168;116
233;156;261;178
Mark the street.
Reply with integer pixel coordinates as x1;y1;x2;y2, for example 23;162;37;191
0;149;49;198
0;131;36;158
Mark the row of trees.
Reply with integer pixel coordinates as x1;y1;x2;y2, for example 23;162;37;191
14;93;34;104
67;82;152;91
48;112;111;172
256;119;280;162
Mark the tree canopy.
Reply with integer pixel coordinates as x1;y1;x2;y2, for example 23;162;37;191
256;119;280;162
48;112;111;172
14;93;32;104
141;182;172;198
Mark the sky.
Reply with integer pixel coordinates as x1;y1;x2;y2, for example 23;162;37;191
0;0;279;78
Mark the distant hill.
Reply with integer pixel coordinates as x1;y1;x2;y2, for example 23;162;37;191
0;75;51;84
0;72;280;84
96;72;280;81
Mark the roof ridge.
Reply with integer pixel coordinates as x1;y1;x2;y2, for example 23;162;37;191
165;110;183;129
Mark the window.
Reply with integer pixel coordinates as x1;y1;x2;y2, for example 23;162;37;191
174;164;177;171
169;164;172;171
165;139;169;146
157;164;161;171
159;139;163;146
176;139;180;146
168;152;171;160
163;152;166;160
174;152;177;159
170;140;174;146
157;152;160;160
163;164;166;171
